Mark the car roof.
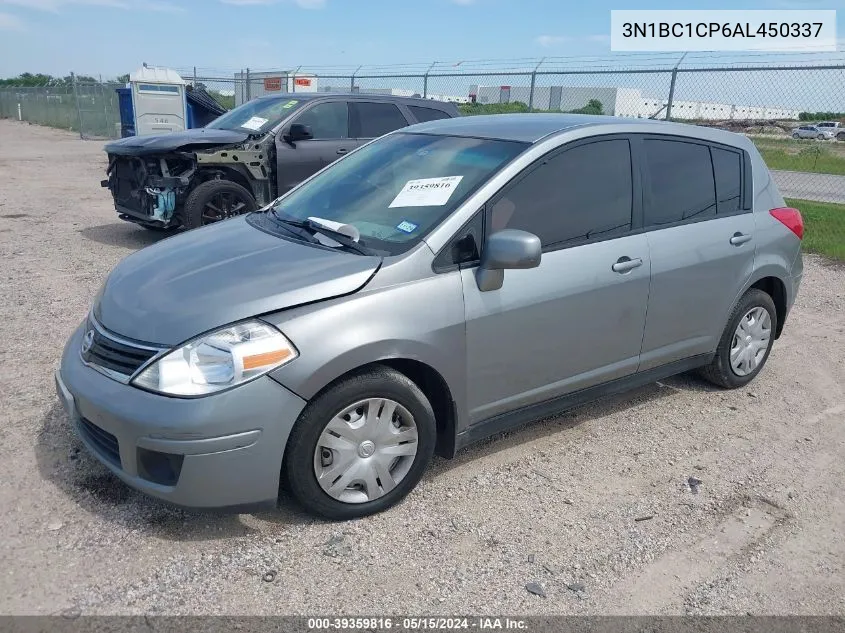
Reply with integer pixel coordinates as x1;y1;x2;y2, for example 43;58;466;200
253;92;458;110
403;113;747;146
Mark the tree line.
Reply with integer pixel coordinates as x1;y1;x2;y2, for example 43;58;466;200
798;111;845;122
0;73;129;87
459;99;604;116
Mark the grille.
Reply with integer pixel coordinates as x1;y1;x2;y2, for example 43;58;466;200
111;158;147;215
81;319;161;380
78;418;121;467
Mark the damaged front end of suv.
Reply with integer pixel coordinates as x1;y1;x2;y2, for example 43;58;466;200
102;96;304;231
103;129;276;231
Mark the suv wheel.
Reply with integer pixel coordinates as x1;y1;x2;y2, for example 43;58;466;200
699;289;777;389
183;179;257;230
283;366;436;519
792;132;800;139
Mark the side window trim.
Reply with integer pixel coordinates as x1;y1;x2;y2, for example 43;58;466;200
432;209;485;273
742;149;753;211
485;134;641;255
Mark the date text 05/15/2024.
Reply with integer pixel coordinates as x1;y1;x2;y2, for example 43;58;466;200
306;617;528;631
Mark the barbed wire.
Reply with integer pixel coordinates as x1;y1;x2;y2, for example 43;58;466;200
166;50;845;80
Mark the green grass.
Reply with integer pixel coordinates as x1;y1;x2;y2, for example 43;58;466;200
753;139;845;176
785;198;845;261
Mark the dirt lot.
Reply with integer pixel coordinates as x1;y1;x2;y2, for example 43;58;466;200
0;119;843;616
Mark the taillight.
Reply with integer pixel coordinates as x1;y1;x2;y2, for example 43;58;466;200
770;207;804;240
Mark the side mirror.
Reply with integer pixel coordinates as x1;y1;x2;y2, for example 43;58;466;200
285;123;313;143
475;229;542;292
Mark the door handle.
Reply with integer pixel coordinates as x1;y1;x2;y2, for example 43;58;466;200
336;148;349;155
612;256;643;273
730;232;753;246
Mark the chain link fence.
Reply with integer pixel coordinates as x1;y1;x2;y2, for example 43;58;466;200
0;80;122;139
1;57;843;258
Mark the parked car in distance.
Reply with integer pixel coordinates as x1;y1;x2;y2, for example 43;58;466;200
792;124;835;140
101;93;461;231
58;114;804;519
818;120;845;141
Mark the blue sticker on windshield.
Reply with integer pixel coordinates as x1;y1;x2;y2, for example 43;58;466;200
396;220;418;234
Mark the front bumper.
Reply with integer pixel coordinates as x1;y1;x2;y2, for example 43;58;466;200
56;324;307;508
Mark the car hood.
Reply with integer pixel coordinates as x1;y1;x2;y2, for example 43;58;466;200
94;216;382;346
103;128;251;156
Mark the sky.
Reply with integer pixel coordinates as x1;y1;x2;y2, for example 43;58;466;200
1;0;844;79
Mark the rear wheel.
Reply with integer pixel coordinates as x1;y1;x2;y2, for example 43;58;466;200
283;366;436;520
792;132;800;139
818;133;826;140
183;179;257;230
699;289;777;389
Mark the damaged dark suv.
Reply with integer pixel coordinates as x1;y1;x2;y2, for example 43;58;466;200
102;93;461;231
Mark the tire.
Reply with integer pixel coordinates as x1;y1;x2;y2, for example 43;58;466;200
698;289;778;389
283;365;436;520
792;132;800;139
817;133;826;140
183;179;257;230
837;133;845;142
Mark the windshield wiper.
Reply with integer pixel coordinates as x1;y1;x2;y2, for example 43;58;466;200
271;211;374;256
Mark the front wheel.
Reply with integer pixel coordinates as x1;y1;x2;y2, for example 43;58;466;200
818;133;826;140
792;132;800;139
283;366;436;520
183;179;257;230
699;289;777;389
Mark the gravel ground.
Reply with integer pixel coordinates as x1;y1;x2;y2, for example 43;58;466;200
0;119;843;616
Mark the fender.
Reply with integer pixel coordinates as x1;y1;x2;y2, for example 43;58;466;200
264;271;470;432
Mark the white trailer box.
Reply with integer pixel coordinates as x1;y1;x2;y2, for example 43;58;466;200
129;65;188;136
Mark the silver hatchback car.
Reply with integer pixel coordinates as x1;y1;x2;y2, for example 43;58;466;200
56;114;804;519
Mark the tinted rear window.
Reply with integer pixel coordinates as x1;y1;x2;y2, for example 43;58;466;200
712;147;743;216
643;139;716;227
351;102;409;138
409;105;452;123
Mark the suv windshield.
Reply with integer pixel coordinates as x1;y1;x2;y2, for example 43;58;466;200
269;132;527;255
206;97;304;133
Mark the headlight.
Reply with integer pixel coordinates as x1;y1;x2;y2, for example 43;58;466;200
132;320;297;396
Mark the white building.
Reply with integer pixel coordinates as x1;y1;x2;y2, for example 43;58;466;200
471;84;800;121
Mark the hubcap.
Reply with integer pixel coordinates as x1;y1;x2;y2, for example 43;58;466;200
730;306;772;377
313;398;418;504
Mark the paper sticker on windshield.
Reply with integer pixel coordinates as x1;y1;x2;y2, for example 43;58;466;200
389;176;464;208
282;100;299;109
396;220;418;234
241;116;268;131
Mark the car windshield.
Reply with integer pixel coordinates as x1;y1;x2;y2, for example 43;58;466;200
205;96;304;133
269;132;527;255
